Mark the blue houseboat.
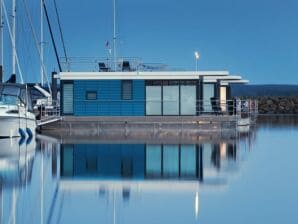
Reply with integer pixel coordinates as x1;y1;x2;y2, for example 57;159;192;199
57;68;248;117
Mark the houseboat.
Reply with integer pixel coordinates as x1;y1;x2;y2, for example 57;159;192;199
46;59;255;137
57;61;248;117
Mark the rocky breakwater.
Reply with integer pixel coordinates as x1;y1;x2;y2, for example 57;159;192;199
258;97;298;114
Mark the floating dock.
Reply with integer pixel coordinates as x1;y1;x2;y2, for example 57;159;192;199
40;115;239;139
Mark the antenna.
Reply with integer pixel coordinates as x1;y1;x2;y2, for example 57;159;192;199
113;0;117;71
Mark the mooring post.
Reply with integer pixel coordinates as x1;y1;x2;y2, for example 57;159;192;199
0;65;2;83
51;71;58;101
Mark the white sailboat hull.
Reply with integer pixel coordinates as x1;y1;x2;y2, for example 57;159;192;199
0;108;36;138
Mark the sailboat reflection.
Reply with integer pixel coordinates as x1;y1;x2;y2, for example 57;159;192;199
0;137;36;185
0;137;36;224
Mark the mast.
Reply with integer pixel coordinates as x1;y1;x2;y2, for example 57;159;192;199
12;0;16;77
113;0;116;71
40;0;44;86
1;0;23;83
0;0;3;83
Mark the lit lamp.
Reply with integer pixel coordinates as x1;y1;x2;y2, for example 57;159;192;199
194;51;200;72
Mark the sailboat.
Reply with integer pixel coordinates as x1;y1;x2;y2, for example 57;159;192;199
0;82;36;138
0;0;37;138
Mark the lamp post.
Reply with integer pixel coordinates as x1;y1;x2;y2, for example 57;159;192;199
194;51;200;72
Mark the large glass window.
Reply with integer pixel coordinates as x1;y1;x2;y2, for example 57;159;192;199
146;80;198;116
203;84;215;112
180;85;196;115
122;80;133;100
146;86;162;115
163;145;179;177
63;83;73;114
163;86;179;115
146;145;162;177
180;145;197;177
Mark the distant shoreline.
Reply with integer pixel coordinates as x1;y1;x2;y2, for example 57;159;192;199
231;84;298;97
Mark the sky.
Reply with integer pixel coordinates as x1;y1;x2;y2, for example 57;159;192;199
2;0;298;84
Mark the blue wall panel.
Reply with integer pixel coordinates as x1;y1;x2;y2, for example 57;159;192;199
73;80;145;116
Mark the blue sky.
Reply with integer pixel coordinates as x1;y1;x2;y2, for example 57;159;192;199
2;0;298;84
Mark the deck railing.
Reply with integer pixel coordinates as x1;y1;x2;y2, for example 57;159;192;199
36;100;61;126
60;57;168;72
72;99;258;120
36;98;258;126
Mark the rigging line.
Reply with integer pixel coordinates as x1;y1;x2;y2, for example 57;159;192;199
22;0;51;94
1;0;24;84
42;0;62;72
53;0;68;62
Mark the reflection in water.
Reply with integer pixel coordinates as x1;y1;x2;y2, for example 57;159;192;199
257;115;298;128
60;142;239;183
0;131;254;224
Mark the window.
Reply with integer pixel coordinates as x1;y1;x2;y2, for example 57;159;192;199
163;85;179;115
181;85;196;115
145;80;198;116
122;80;132;100
203;84;215;112
63;83;73;114
146;86;162;115
30;88;44;102
86;91;97;100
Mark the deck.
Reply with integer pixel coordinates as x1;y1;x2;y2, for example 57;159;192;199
40;115;239;139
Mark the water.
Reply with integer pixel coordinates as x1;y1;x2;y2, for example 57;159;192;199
0;116;298;224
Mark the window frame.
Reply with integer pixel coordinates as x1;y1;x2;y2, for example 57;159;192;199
62;81;74;115
121;80;133;100
85;91;98;101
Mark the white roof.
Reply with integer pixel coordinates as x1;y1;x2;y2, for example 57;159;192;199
56;71;248;83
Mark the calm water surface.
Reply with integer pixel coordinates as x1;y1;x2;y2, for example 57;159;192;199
0;116;298;224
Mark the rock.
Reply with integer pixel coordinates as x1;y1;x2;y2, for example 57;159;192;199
267;99;273;105
253;96;298;114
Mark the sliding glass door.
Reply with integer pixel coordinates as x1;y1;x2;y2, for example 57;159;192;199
180;85;196;115
163;86;179;115
146;86;162;115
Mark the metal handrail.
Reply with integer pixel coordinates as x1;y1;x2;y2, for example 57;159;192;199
60;56;169;72
37;100;61;122
73;99;258;119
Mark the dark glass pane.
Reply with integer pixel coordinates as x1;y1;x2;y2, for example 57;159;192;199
86;91;97;100
2;85;20;96
122;80;132;100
